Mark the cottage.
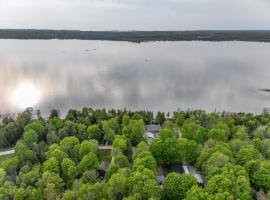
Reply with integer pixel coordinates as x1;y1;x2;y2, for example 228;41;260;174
156;165;165;186
194;174;204;187
145;125;161;144
171;164;204;187
182;164;189;174
145;125;161;135
170;164;184;174
186;165;204;188
146;132;155;144
98;161;109;179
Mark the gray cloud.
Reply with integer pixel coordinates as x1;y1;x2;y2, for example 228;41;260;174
0;0;270;30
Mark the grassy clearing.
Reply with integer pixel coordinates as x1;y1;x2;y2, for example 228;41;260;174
98;149;112;163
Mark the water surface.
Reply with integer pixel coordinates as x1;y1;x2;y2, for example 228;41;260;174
0;40;270;115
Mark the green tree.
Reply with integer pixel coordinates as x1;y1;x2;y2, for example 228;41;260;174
235;146;262;166
113;136;127;152
177;138;199;163
46;130;60;145
127;168;160;200
87;125;102;141
204;152;232;176
77;124;87;141
206;165;251;200
174;112;186;127
180;119;201;141
1;122;22;148
46;147;69;163
159;128;173;140
208;122;230;142
196;142;233;171
233;126;248;140
48;117;63;130
103;121;115;144
260;139;270;158
23;129;38;148
78;152;99;174
229;139;249;155
251;161;270;192
163;173;197;200
131;113;143;121
78;140;98;159
15;140;35;165
78;182;105;200
133;142;149;160
185;186;209;200
43;157;59;174
61;158;76;184
0;168;6;186
18;165;41;187
36;171;65;200
61;190;77;200
115;154;129;168
130;119;144;145
81;170;97;184
14;188;26;200
24;120;45;141
107;168;129;200
194;127;207;144
105;163;120;180
150;138;178;166
122;115;130;127
59;136;80;159
155;112;166;125
49;109;60;119
133;151;156;172
58;121;78;139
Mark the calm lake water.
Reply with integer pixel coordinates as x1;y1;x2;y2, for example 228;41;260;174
1;39;270;115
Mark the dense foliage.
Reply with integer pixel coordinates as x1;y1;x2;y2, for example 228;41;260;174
0;108;270;199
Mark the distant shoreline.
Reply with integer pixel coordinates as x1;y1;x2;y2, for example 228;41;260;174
0;29;270;43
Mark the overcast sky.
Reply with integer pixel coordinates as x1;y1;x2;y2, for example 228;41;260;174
0;0;270;30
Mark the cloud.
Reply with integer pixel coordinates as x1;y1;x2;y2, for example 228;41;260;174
0;0;270;30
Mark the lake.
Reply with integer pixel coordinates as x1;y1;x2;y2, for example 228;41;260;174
1;39;270;115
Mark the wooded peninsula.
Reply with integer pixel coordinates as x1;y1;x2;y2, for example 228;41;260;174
1;29;270;42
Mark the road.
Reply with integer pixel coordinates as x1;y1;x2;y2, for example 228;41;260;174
0;149;15;156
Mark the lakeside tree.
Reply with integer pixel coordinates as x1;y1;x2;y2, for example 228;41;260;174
1;107;270;199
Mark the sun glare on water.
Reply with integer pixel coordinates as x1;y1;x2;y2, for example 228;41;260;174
11;82;41;109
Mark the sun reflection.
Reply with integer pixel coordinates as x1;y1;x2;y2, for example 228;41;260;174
11;82;41;109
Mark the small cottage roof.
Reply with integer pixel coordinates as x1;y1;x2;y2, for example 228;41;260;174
171;164;184;174
194;174;204;184
146;132;155;139
145;125;161;133
99;161;109;171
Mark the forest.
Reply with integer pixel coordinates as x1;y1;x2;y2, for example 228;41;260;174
0;107;270;199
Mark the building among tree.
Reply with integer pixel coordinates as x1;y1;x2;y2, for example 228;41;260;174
145;125;161;144
98;161;109;179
